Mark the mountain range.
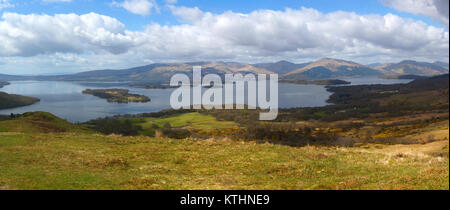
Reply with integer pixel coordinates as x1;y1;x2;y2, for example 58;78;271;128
0;58;448;83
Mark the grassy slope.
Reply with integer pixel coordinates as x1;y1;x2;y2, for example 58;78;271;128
0;112;93;134
0;132;447;190
0;112;448;190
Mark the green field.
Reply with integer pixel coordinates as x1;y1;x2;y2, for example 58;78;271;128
0;112;448;190
137;112;237;130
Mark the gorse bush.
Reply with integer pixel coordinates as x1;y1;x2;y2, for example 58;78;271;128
162;128;191;139
89;118;142;136
226;123;337;146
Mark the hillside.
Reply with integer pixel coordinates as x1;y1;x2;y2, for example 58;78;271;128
0;112;92;133
327;74;449;106
381;75;428;80
0;92;40;110
0;74;449;190
283;58;382;80
0;112;448;190
372;60;449;76
197;75;449;147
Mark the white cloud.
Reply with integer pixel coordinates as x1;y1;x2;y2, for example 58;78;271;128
112;0;159;16
0;7;448;72
0;12;136;56
385;0;449;27
0;0;13;10
161;6;448;62
169;6;203;22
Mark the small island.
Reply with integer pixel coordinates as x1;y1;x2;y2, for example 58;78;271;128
280;79;351;86
0;91;40;109
0;81;10;88
82;89;151;103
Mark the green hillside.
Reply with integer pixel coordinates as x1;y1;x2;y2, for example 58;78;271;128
0;111;448;190
0;112;92;134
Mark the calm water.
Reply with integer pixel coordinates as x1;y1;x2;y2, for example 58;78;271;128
0;77;412;122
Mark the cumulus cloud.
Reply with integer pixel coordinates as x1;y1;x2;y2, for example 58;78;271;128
385;0;449;27
169;6;204;22
112;0;159;16
0;7;448;67
0;12;136;56
162;6;448;61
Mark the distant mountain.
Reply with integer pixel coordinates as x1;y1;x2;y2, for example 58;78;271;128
252;60;310;75
367;63;382;67
283;58;382;80
0;74;28;81
406;74;449;91
1;59;448;83
35;62;273;83
372;60;449;76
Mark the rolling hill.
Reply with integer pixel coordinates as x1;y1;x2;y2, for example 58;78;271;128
0;112;91;133
0;75;448;190
0;109;448;190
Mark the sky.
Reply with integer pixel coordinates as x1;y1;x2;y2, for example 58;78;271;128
0;0;449;75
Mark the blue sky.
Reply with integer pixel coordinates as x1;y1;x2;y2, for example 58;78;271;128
0;0;448;74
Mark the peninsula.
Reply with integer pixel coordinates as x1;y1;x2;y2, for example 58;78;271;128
0;81;10;88
0;92;40;109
